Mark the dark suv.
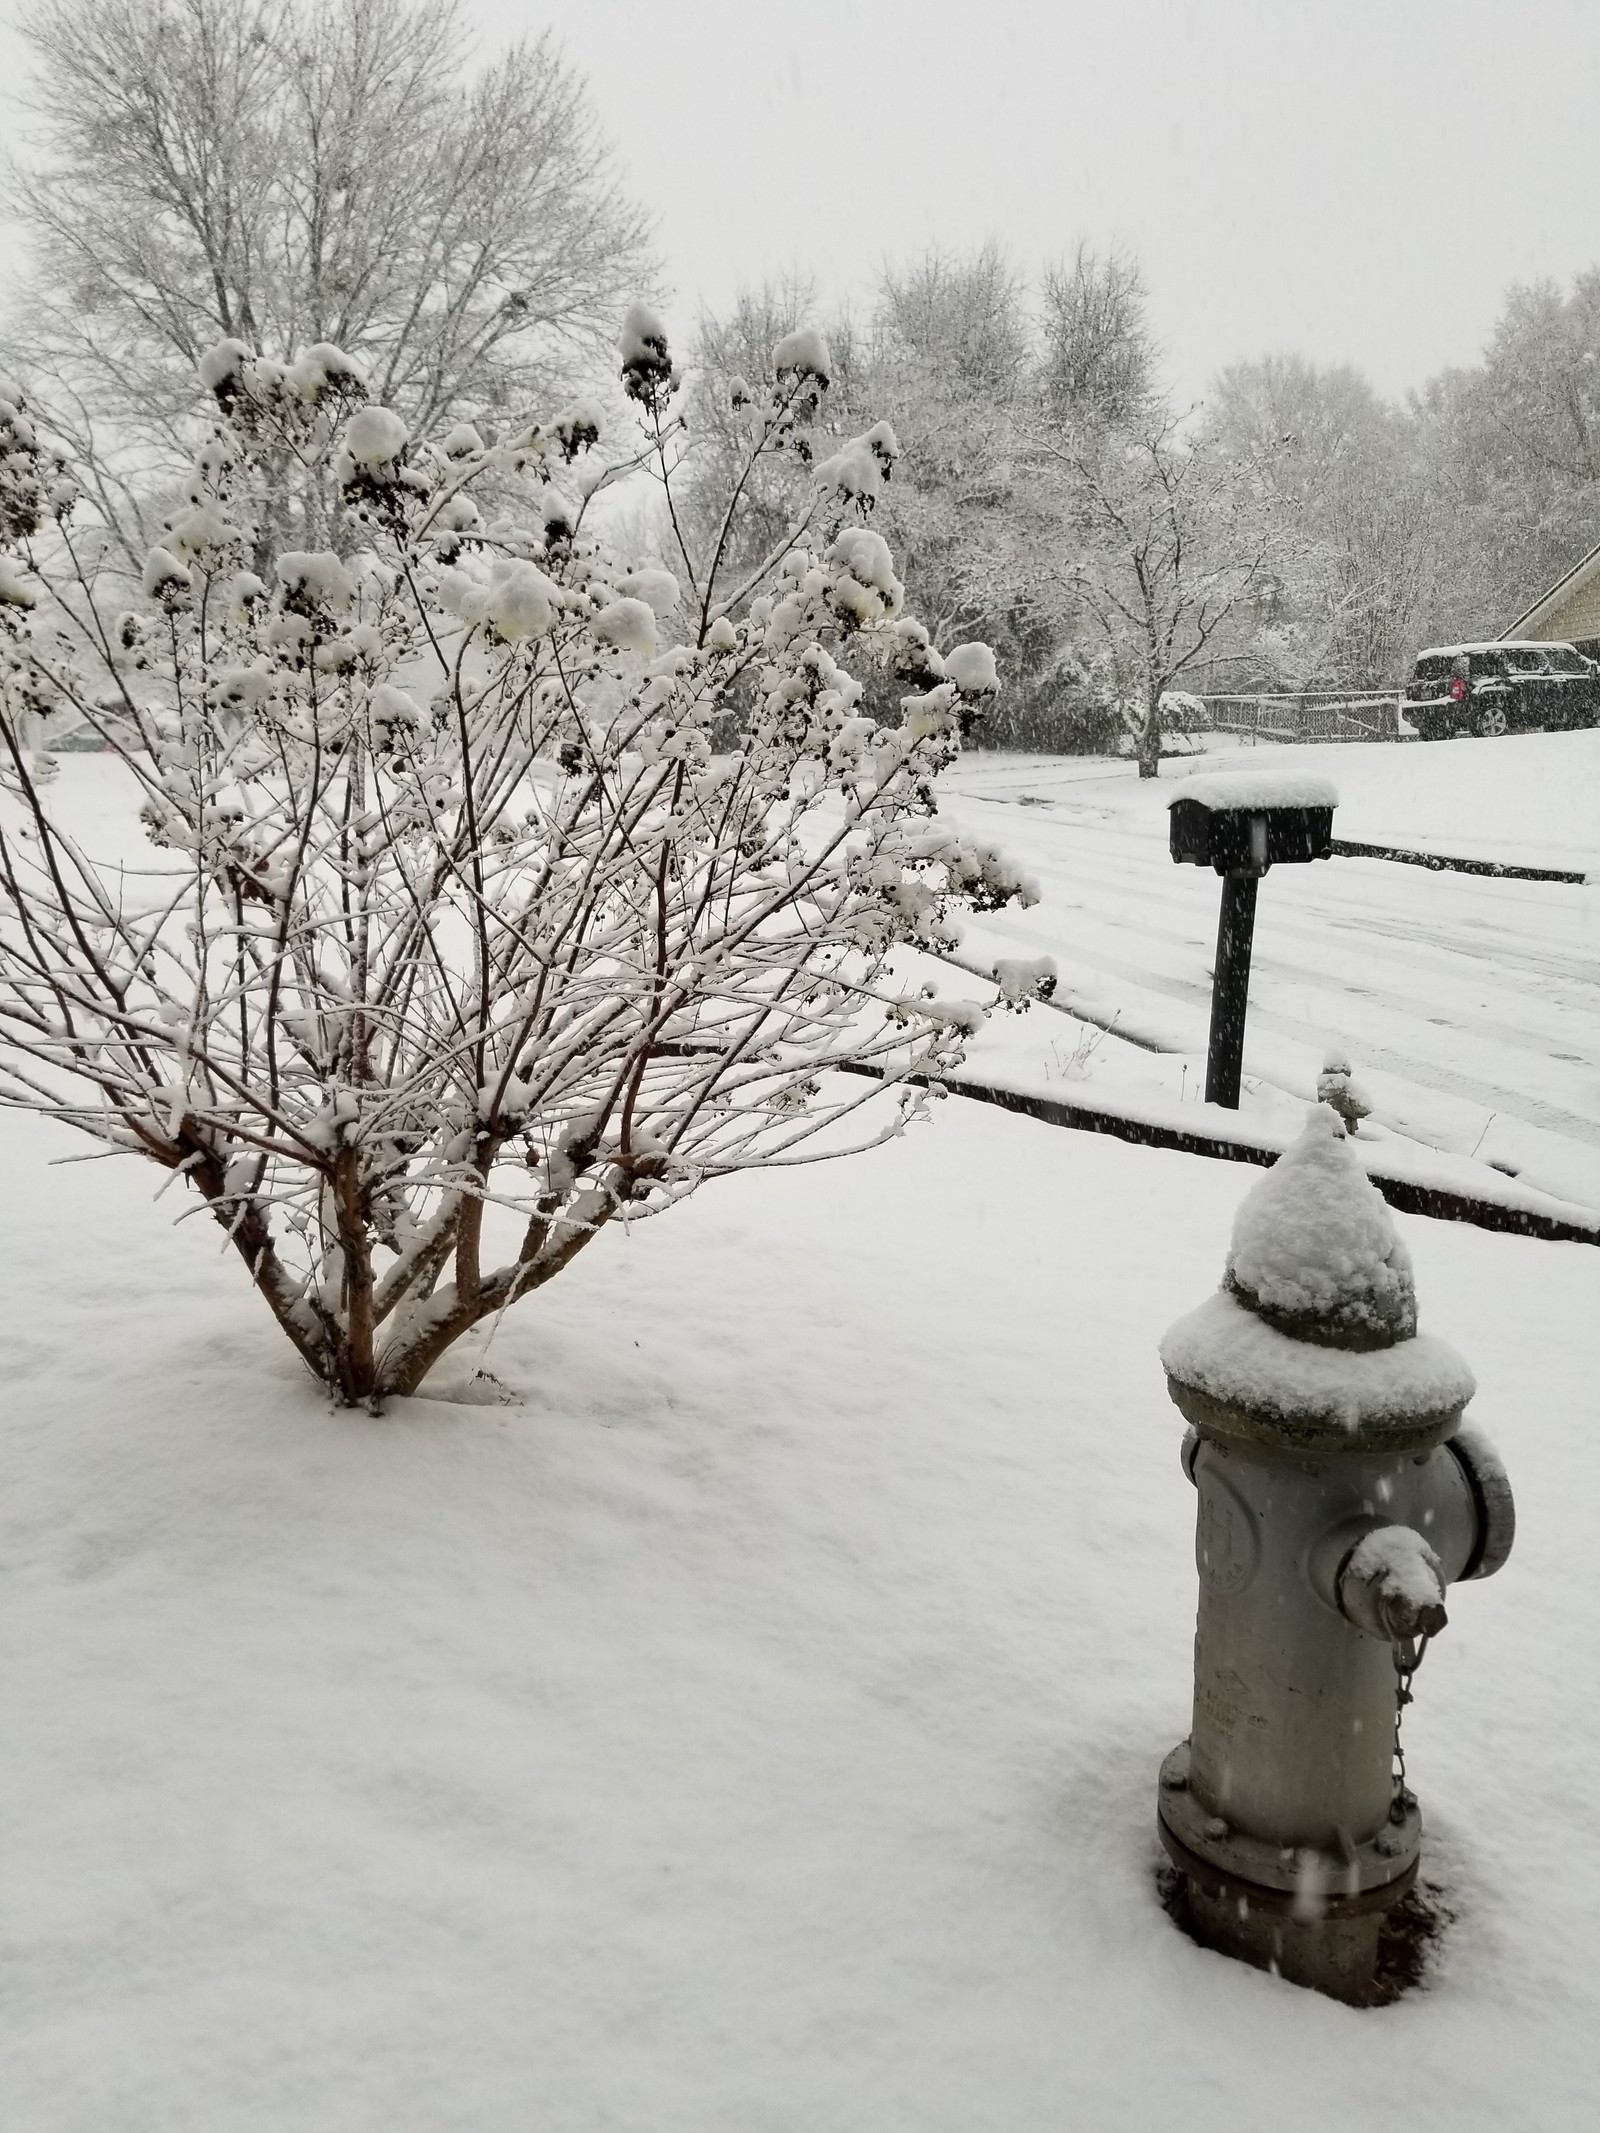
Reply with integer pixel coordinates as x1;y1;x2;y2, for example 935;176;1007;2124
1401;640;1600;739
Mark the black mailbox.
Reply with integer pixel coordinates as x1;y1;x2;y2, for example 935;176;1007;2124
1166;774;1339;1109
1169;797;1334;876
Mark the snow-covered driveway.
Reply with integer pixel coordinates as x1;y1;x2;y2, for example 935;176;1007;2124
941;732;1600;1213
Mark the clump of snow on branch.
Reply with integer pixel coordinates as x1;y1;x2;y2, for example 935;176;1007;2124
142;546;190;601
773;328;832;387
593;597;657;656
826;528;903;625
0;374;57;611
482;558;557;640
0;311;1021;1408
339;406;409;472
944;643;1000;696
615;568;679;618
619;302;674;406
993;956;1058;1009
815;424;900;510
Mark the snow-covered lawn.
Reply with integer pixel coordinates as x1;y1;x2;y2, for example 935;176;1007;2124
940;732;1600;1221
2;1094;1595;2131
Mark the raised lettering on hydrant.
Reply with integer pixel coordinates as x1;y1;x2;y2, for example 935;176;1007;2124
1155;1107;1514;2003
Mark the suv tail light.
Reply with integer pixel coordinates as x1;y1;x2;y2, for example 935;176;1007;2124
1449;675;1466;701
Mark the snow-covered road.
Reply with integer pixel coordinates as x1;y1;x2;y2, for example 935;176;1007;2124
940;732;1600;1214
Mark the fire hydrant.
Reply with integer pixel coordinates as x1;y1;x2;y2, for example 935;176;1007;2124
1155;1108;1514;2001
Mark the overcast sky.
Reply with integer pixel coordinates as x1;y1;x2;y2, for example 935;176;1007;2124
516;0;1600;403
0;0;1595;405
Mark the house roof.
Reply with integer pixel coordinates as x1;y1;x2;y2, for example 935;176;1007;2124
1504;536;1600;639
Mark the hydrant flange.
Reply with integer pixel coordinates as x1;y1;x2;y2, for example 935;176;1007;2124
1158;1739;1422;1899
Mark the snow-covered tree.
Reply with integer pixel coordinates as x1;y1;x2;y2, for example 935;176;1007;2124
0;311;1035;1407
1205;356;1447;689
685;253;1061;749
1406;272;1600;646
675;282;868;591
1038;244;1157;435
5;0;650;562
1034;407;1297;776
689;246;1311;765
868;247;1044;673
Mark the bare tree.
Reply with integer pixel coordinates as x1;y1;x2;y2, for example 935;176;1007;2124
5;0;651;560
1038;243;1158;433
879;245;1032;407
0;310;1036;1407
1038;410;1297;776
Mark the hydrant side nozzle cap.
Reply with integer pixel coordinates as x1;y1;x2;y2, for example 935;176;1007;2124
1224;1106;1416;1352
1340;1524;1449;1642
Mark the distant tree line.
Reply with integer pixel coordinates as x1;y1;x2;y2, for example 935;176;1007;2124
686;255;1600;758
1208;273;1600;692
5;0;1595;760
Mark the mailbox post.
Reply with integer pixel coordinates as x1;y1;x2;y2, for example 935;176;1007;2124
1168;774;1338;1108
1207;871;1258;1110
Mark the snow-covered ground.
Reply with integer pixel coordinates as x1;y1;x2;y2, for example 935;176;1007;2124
2;1094;1596;2133
3;734;1596;2126
939;731;1600;1221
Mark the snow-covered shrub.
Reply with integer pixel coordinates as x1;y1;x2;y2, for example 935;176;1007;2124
1109;688;1211;761
0;319;1035;1406
1105;689;1211;761
1159;689;1211;737
976;644;1124;755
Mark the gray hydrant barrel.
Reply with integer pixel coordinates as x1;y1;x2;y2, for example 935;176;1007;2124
1155;1107;1514;2002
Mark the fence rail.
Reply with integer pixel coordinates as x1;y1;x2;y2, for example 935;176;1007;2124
1201;692;1401;745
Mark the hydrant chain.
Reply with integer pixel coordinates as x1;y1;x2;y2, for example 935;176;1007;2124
1389;1631;1430;1822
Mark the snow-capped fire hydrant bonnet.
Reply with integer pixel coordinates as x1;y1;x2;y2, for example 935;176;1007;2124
1155;1107;1514;2003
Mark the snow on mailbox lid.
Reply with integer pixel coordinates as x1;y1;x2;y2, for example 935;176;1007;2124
1165;771;1339;812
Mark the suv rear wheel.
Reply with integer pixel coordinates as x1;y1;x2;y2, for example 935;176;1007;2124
1475;701;1509;737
